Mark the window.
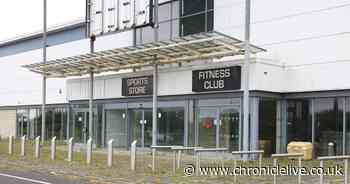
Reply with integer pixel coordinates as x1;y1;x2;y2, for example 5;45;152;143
136;0;180;44
314;98;343;156
287;100;312;143
180;0;214;36
259;99;277;155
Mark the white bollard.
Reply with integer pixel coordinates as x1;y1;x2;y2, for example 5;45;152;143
130;140;137;171
51;136;56;160
86;137;92;165
68;137;74;162
35;136;40;158
177;150;182;169
8;136;13;155
20;135;26;156
152;148;156;172
107;139;114;168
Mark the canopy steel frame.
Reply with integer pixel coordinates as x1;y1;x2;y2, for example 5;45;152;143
23;31;265;78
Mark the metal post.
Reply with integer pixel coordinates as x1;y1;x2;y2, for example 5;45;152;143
8;136;13;155
107;139;114;168
152;56;158;147
89;35;96;141
152;0;159;148
51;136;56;160
345;159;348;184
259;153;263;168
320;160;323;184
273;158;277;184
35;136;40;158
68;137;74;162
195;152;200;176
131;140;137;171
173;150;176;175
242;0;251;156
233;159;237;183
41;0;48;144
87;137;92;164
298;157;302;184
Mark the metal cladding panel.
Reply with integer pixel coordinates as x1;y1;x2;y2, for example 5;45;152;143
0;110;16;138
91;0;104;35
91;0;152;36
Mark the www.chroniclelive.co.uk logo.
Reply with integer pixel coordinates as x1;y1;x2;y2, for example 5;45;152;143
183;164;343;177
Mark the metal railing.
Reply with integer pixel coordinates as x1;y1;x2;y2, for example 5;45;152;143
170;146;201;175
194;148;228;176
231;150;264;183
318;155;350;184
150;145;182;172
271;153;304;184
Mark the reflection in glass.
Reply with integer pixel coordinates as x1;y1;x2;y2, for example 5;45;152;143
106;110;127;148
219;108;240;151
197;108;217;148
259;99;277;155
314;98;343;156
287;100;312;142
130;110;152;147
158;108;184;146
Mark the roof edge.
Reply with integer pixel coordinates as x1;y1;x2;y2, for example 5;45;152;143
0;19;86;48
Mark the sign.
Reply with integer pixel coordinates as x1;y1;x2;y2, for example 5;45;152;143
192;66;241;92
122;76;153;96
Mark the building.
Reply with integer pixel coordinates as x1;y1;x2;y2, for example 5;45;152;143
1;0;350;157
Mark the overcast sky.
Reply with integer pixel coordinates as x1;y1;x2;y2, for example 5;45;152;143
0;0;85;41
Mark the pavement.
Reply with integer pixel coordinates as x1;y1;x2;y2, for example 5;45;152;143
0;171;82;184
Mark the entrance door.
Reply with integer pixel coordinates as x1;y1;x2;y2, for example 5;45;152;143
74;111;89;143
197;107;240;151
219;108;240;151
131;109;152;148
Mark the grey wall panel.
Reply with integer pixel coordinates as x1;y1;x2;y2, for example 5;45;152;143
0;25;86;58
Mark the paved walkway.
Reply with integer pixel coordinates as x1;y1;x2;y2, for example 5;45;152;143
0;171;81;184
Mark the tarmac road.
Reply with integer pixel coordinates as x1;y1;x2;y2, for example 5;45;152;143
0;171;83;184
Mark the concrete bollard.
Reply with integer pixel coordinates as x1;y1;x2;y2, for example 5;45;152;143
8;136;13;155
35;136;40;158
86;137;92;165
51;136;56;160
130;140;137;171
107;139;114;168
20;135;26;156
68;137;74;162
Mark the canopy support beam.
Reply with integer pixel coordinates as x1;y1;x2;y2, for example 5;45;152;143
152;56;158;147
41;0;47;143
242;0;251;158
89;35;96;141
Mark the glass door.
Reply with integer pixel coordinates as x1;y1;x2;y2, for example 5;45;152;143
197;107;240;150
219;107;240;151
130;109;153;148
198;108;219;148
105;109;127;147
74;111;89;143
